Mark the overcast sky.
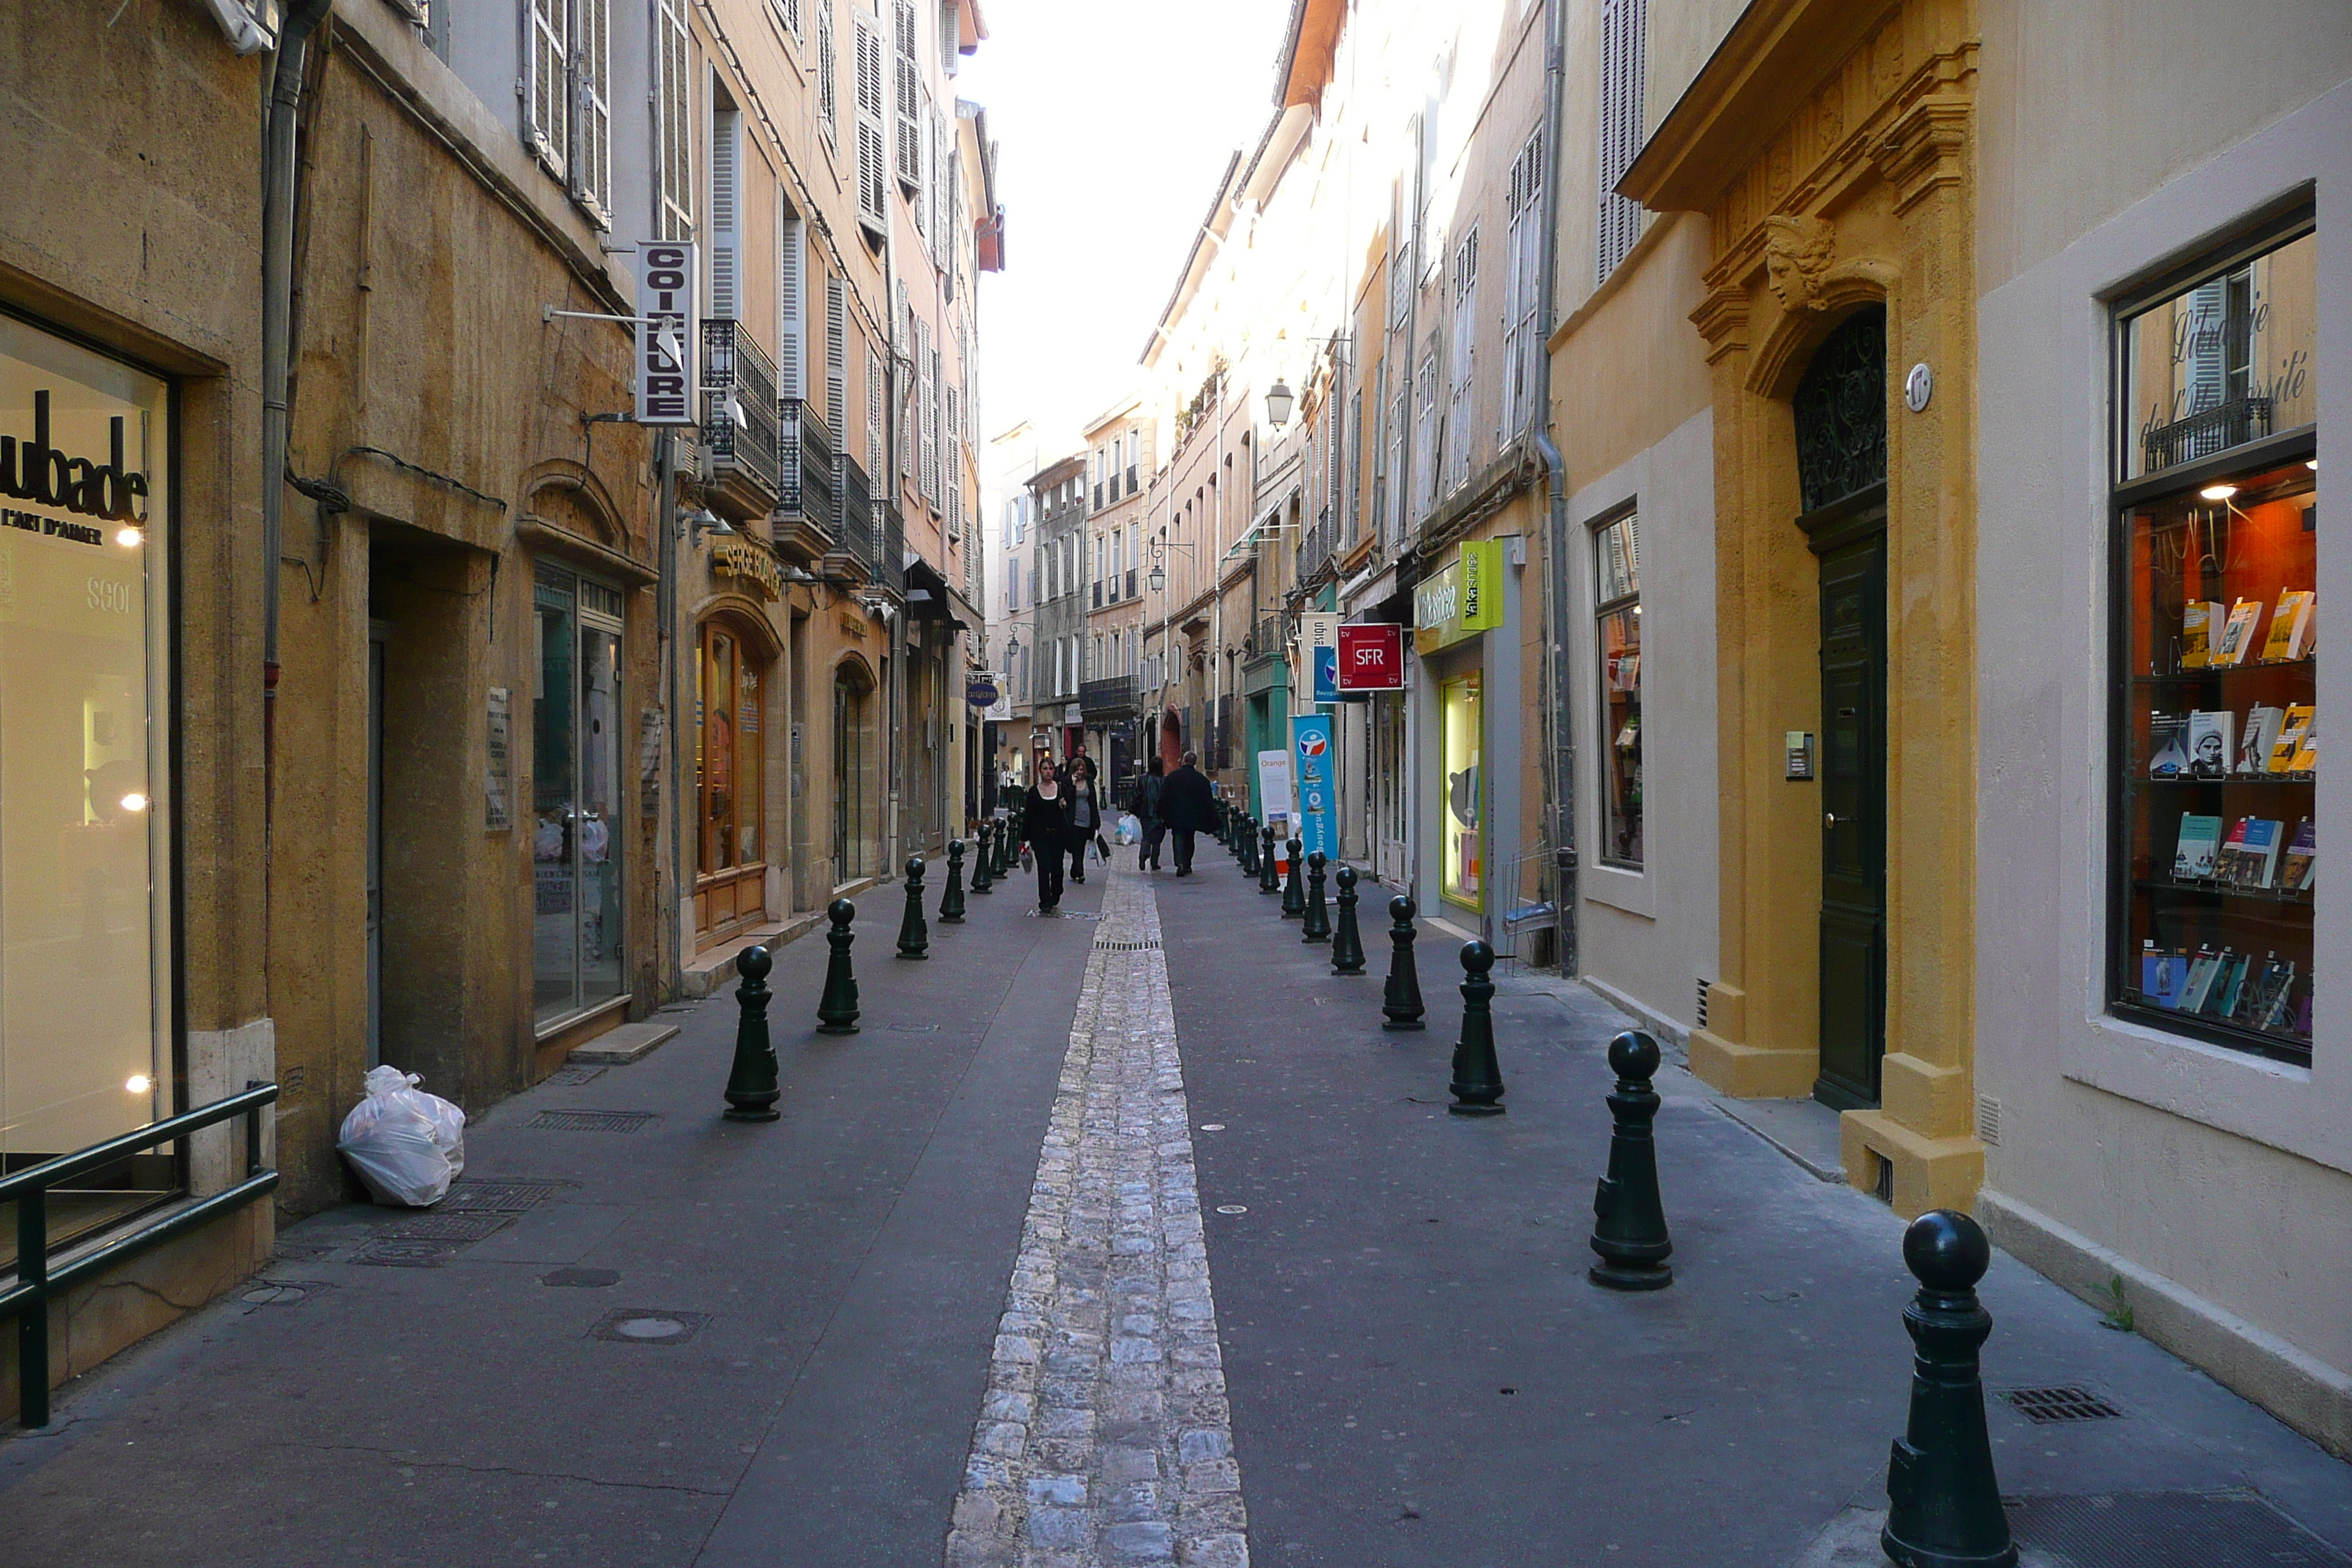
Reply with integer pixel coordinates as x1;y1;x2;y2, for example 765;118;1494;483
957;0;1294;475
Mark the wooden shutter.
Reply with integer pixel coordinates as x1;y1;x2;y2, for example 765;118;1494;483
569;0;611;222
918;317;938;505
867;343;885;480
777;217;805;399
709;105;741;319
1504;127;1543;436
771;0;800;44
893;0;922;191
523;0;568;175
1597;0;1647;282
1447;229;1478;490
852;14;888;235
655;0;693;239
946;385;961;536
826;276;848;437
815;0;837;151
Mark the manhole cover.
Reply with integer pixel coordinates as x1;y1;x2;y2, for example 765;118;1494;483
1215;1205;1248;1215
2002;1386;2125;1424
240;1282;323;1305
545;1065;606;1086
2006;1490;2351;1567
380;1212;514;1243
530;1109;659;1134
348;1239;458;1268
592;1308;711;1345
541;1267;621;1289
442;1181;570;1213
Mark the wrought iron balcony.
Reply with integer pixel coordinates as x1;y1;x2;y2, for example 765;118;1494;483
701;320;782;510
1080;675;1139;720
2144;394;2273;473
1295;505;1336;579
772;399;838;565
827;451;878;584
881;500;905;596
1244;614;1285;661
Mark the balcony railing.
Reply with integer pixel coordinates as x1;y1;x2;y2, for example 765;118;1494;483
833;453;878;581
1081;674;1139;720
2144;394;2273;473
1245;614;1284;660
1296;505;1336;580
773;399;839;562
701;320;782;501
881;500;905;596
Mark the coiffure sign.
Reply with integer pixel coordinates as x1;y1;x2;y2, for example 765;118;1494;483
634;243;699;425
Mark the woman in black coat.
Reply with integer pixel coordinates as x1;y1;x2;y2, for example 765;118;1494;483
1019;761;1077;912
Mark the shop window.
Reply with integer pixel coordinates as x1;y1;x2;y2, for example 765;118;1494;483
532;566;625;1028
1594;509;1642;867
1441;671;1483;912
2111;216;2318;1066
0;318;174;1256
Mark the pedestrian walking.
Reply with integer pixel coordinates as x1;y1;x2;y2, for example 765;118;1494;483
1134;757;1168;872
1159;750;1215;876
1067;773;1104;886
1019;751;1076;912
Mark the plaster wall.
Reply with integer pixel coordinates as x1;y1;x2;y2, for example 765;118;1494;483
1973;69;2352;1450
1564;409;1719;1033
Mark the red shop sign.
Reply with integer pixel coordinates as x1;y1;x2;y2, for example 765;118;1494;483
1336;623;1405;691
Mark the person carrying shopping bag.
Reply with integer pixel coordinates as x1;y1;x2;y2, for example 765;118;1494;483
1134;757;1168;872
1019;754;1076;912
1066;772;1104;885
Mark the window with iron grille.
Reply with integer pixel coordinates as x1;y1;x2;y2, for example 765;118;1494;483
1597;0;1648;284
655;0;693;239
1504;126;1545;437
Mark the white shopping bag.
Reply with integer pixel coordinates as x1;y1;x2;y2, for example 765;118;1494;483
336;1066;467;1206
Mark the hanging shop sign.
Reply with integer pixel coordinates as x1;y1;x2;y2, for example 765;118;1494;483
1303;612;1341;704
1413;540;1504;654
1291;713;1335;860
1335;623;1404;692
966;674;1001;707
709;533;783;599
633;242;698;425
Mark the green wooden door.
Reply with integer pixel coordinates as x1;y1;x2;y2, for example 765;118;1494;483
1815;529;1887;1109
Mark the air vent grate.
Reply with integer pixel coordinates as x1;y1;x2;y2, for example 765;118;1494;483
2002;1386;2125;1424
1094;938;1161;951
1695;978;1711;1030
530;1109;659;1134
1976;1095;2002;1146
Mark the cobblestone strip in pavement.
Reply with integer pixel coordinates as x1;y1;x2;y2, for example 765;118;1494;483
945;867;1248;1568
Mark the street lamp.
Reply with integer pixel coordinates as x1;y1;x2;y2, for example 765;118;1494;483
1264;380;1294;429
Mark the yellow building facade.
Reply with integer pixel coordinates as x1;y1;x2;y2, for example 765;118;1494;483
1624;0;1984;1212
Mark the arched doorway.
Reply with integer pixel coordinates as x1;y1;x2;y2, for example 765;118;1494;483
694;614;773;947
832;657;877;885
1157;706;1183;771
1793;304;1889;1110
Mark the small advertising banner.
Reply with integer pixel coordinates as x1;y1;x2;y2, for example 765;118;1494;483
1291;713;1335;860
1303;611;1341;704
634;242;698;425
1256;747;1295;863
1336;622;1404;692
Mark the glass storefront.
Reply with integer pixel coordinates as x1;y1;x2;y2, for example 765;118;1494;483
0;314;175;1254
2111;218;2317;1066
1594;510;1643;867
1440;668;1482;913
533;567;625;1028
694;620;765;941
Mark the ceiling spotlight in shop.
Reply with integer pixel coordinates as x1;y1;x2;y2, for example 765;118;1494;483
2199;483;2238;501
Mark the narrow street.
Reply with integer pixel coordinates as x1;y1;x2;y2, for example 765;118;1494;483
1;844;2343;1567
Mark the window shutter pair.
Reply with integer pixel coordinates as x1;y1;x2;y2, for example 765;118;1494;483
655;0;693;240
1503;127;1545;437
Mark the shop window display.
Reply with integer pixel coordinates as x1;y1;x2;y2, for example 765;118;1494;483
2112;221;2317;1065
1594;510;1642;867
0;317;175;1257
1441;670;1482;911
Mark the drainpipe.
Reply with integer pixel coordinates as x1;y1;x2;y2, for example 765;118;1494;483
1533;0;1577;973
260;0;333;887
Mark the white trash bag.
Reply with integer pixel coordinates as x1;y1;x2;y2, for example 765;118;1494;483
337;1066;467;1207
1115;813;1141;845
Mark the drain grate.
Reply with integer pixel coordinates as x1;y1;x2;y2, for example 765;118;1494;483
2002;1386;2125;1424
442;1181;570;1213
2005;1489;2350;1567
1093;938;1161;951
380;1211;514;1243
530;1109;659;1134
348;1239;460;1268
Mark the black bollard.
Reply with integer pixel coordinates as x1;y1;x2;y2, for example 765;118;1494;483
1237;815;1254;876
1301;851;1332;943
1331;865;1367;975
991;820;1009;880
1281;837;1306;918
970;825;994;895
815;899;861;1034
1259;825;1281;894
940;839;968;923
1881;1212;2019;1568
1382;896;1426;1030
720;944;781;1121
1588;1030;1673;1289
896;855;930;959
1447;941;1506;1116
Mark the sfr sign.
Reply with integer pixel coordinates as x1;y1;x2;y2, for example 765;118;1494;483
1336;623;1404;691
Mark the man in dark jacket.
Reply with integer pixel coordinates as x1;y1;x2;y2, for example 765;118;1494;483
1133;758;1167;871
1158;751;1215;875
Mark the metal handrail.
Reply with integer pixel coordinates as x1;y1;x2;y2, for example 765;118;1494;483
1;1081;279;1428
